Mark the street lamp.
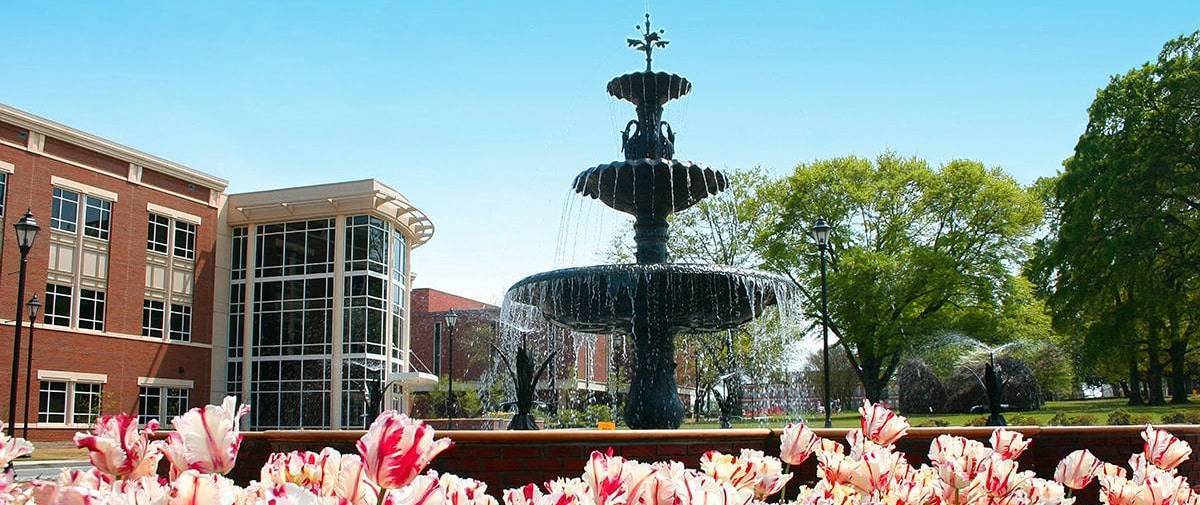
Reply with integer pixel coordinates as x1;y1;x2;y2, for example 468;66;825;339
811;217;832;428
443;309;458;429
22;295;41;439
7;210;39;437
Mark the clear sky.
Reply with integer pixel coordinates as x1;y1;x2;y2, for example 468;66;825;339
2;2;1196;304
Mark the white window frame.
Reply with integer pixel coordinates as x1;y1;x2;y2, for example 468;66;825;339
44;283;73;327
137;380;192;426
147;213;170;254
142;299;165;338
35;370;107;428
51;187;80;233
78;288;106;331
169;303;192;342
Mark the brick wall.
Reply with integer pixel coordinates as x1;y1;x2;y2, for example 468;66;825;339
0;133;218;440
229;425;1200;501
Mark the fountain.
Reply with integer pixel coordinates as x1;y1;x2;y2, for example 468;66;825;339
491;342;555;430
503;15;794;429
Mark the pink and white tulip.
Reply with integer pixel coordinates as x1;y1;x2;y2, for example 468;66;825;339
357;411;453;493
73;413;163;479
1054;449;1102;490
169;470;241;505
990;428;1032;461
780;423;821;466
0;421;34;468
859;400;909;447
163;396;250;477
1142;426;1192;472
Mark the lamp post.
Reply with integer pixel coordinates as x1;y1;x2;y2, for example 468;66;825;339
21;295;41;439
443;309;458;429
7;210;39;437
811;217;832;428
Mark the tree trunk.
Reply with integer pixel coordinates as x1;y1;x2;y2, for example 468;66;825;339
1145;336;1166;406
1168;339;1190;404
1127;351;1144;406
858;357;887;404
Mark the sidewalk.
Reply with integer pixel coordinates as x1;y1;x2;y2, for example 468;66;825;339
12;459;91;481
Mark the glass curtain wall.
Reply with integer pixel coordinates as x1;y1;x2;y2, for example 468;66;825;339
229;214;408;429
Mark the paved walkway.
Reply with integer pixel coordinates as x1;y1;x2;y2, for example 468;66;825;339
11;459;91;481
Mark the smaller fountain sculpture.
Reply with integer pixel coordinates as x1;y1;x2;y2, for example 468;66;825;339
492;343;556;430
982;354;1006;426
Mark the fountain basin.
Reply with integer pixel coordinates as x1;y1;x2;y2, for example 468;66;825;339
607;71;691;105
506;263;790;334
573;159;729;216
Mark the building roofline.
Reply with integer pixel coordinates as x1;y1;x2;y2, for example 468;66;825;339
412;287;498;310
0;102;229;192
227;178;435;247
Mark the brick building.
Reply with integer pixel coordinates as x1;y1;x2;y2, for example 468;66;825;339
0;102;436;439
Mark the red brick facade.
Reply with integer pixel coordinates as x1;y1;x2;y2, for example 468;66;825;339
409;289;498;382
0;115;222;441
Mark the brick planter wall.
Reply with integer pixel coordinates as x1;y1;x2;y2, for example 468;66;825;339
231;425;1200;501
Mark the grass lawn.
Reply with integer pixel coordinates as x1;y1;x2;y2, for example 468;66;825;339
679;397;1199;429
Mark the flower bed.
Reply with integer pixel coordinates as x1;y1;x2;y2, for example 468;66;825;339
0;398;1196;504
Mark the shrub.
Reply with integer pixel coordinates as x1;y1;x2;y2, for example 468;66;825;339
965;416;990;426
1107;409;1132;425
1068;414;1098;426
1130;414;1154;425
1007;413;1040;426
1160;411;1200;424
585;404;614;424
915;418;949;427
1048;412;1070;426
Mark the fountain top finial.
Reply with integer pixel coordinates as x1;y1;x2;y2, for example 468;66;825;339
628;13;669;72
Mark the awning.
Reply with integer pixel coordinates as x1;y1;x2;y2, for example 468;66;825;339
391;371;440;392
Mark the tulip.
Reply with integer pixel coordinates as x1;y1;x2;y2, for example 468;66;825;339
1097;462;1128;480
163;396;251;477
73;414;163;479
111;475;171;505
169;469;241;505
990;429;1032;461
502;484;543;505
357;411;453;493
1054;450;1101;490
1097;475;1148;505
0;421;34;468
859;400;909;447
1025;477;1074;505
817;451;858;486
779;423;821;466
1141;426;1192;472
847;447;895;494
583;449;632;505
679;471;753;505
437;472;498;505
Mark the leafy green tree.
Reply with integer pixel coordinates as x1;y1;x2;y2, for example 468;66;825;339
756;153;1043;401
1030;32;1200;404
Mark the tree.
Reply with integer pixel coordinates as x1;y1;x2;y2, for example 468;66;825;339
756;153;1043;401
1030;32;1200;405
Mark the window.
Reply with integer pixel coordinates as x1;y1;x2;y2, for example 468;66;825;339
44;284;73;327
169;304;192;342
142;299;165;338
38;380;102;426
173;221;196;259
51;188;80;232
138;386;189;425
83;196;112;240
73;383;103;425
78;289;106;331
147;214;170;253
38;381;67;423
0;172;8;217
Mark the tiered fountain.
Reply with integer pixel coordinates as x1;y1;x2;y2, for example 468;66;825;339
504;15;794;429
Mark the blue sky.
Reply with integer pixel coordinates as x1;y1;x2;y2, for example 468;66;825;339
2;2;1196;303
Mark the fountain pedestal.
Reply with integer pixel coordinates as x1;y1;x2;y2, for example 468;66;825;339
625;318;684;429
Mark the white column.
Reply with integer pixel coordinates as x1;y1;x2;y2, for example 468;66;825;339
329;216;346;429
240;226;256;411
